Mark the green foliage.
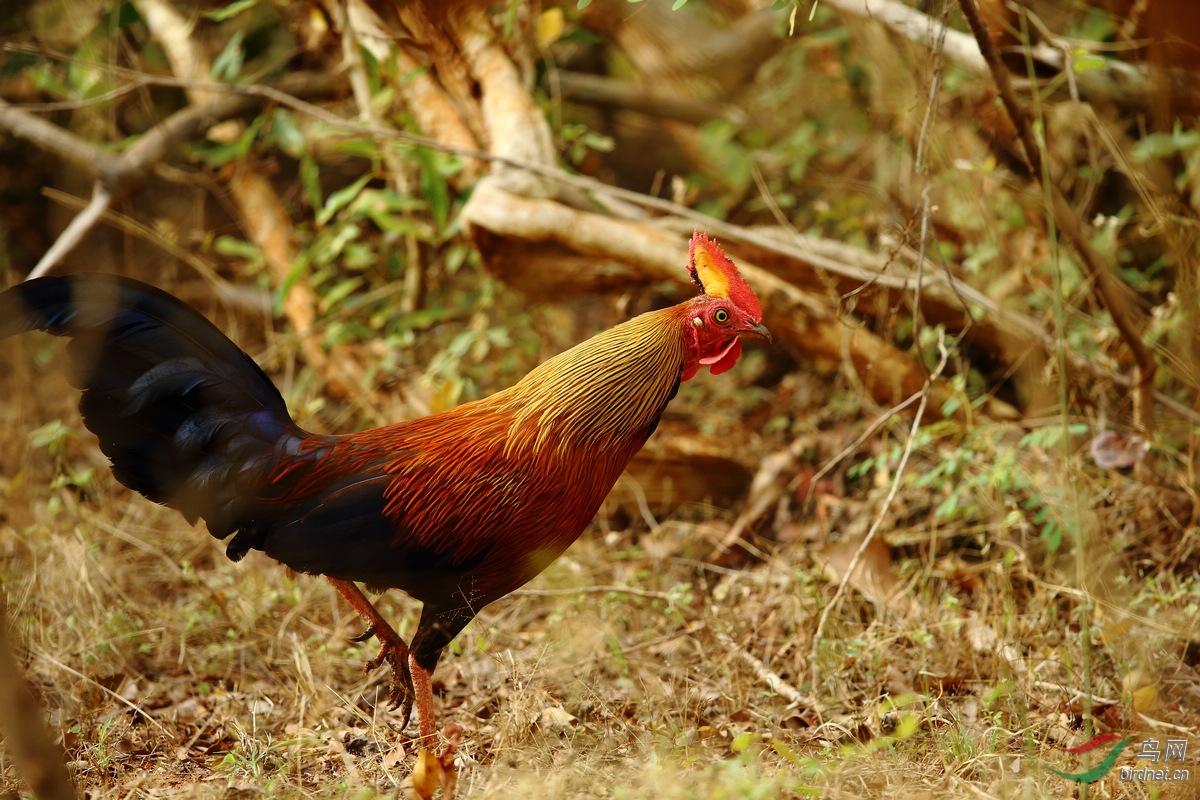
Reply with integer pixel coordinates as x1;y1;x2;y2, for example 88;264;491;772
28;419;76;457
210;29;245;81
558;122;615;167
1131;120;1200;162
848;420;1088;552
203;0;261;22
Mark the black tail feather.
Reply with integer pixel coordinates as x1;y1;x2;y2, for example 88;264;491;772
0;274;302;537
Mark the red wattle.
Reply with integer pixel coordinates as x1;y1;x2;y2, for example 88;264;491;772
706;339;742;375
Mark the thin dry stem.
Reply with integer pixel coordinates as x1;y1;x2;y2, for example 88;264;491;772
956;0;1157;434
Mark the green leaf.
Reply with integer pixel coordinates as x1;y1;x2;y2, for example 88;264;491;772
317;173;373;226
299;151;322;210
270;108;305;157
349;188;427;236
730;732;756;753
29;419;75;456
1070;48;1107;75
414;149;450;232
577;0;592;8
310;223;362;267
203;0;259;21
672;0;688;8
213;235;262;264
1131;120;1200;161
210;30;245;82
391;306;458;332
444;243;469;275
319;277;365;313
331;138;380;159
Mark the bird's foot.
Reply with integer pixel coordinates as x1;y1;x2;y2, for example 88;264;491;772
409;724;461;800
363;631;416;726
325;578;418;726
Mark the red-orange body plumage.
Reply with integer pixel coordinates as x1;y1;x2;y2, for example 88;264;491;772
0;232;768;789
248;302;695;670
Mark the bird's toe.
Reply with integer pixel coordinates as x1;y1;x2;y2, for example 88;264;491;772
350;625;377;643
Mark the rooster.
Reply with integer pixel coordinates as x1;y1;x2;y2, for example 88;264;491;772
0;232;767;793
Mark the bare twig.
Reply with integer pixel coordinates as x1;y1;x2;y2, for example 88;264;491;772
28;184;113;280
40;187;232;290
0;70;338;277
713;629;817;711
807;392;923;502
0;97;119;176
823;0;986;73
824;0;1172;113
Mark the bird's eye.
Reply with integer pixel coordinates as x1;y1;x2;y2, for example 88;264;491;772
714;308;730;324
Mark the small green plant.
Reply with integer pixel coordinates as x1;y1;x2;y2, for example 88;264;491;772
849;421;1086;552
558;122;615;167
28;419;94;503
217;726;277;780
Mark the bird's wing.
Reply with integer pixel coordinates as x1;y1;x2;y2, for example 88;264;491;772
257;467;489;604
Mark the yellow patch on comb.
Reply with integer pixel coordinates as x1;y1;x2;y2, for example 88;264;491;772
687;230;763;319
691;239;732;299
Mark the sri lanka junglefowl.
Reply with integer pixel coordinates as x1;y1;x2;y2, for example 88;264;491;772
0;231;768;791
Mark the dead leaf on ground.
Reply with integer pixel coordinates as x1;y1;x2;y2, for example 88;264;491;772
815;535;915;615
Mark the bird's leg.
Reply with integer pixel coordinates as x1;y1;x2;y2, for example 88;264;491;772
325;577;415;724
409;652;460;800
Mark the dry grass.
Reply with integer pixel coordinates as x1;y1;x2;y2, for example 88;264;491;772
2;340;1199;800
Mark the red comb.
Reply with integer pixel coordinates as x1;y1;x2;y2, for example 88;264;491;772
687;231;762;320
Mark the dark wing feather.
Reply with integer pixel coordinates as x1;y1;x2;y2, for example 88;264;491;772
0;274;300;535
258;469;488;602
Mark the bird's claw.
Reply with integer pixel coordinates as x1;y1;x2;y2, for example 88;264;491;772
363;637;416;728
350;625;377;643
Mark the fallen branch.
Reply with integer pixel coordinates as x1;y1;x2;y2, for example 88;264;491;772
0;69;340;278
463;180;948;413
824;0;1184;114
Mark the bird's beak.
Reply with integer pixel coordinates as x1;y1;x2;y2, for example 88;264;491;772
739;322;772;344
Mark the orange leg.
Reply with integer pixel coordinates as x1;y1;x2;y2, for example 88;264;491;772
409;653;460;799
326;577;414;724
327;578;459;799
